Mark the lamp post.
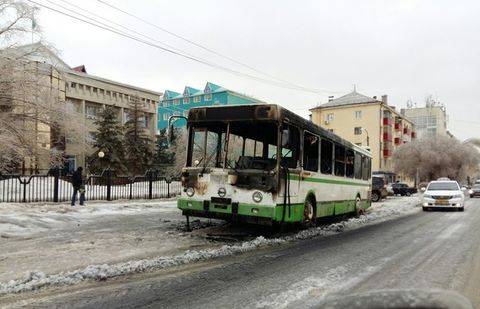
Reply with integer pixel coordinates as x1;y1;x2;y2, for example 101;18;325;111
361;128;370;147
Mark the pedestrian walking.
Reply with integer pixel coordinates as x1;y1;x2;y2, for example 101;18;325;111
71;167;85;206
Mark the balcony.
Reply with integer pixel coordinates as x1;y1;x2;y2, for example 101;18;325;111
394;137;401;145
383;117;393;126
383;149;392;157
394;122;402;131
383;133;393;142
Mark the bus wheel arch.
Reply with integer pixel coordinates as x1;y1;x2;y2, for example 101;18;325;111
303;193;317;227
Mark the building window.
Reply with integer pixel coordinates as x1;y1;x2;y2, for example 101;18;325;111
85;105;100;120
325;113;334;122
173;99;180;105
139;115;148;128
193;96;201;103
354;127;362;135
70;82;76;88
328;129;334;133
183;97;190;104
204;94;212;101
86;86;91;92
163;113;169;121
87;132;97;144
106;90;111;97
355;110;362;119
93;87;97;93
183;110;188;117
163;101;169;107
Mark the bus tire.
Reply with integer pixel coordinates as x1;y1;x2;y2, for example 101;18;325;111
302;197;316;228
355;196;365;217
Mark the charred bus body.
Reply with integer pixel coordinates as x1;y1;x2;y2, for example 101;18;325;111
177;104;372;227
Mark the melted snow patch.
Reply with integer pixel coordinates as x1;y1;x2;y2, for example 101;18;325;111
0;197;419;294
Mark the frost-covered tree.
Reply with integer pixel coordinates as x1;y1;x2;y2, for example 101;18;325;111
153;128;174;174
165;127;187;177
124;95;153;175
0;1;86;172
393;136;479;183
89;107;125;173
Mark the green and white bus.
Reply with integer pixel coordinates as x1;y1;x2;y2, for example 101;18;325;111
175;104;372;227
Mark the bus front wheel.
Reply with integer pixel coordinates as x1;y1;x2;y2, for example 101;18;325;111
303;198;316;228
355;196;365;217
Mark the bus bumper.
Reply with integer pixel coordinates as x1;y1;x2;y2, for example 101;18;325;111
178;198;305;226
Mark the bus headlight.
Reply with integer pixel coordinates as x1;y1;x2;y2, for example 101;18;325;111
186;187;195;197
252;191;263;203
218;187;226;198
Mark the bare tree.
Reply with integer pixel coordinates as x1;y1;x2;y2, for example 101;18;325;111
0;1;86;172
393;136;480;183
165;127;187;176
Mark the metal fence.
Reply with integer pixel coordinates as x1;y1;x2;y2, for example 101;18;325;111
0;169;181;203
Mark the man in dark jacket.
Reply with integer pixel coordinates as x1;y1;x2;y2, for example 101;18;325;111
71;167;85;206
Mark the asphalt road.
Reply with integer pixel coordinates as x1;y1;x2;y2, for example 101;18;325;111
3;198;480;308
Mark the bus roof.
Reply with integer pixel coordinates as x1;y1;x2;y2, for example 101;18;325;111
187;104;372;158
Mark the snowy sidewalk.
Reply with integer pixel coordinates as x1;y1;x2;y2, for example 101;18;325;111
0;196;421;295
0;199;221;285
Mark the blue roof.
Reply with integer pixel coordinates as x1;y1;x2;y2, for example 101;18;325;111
163;90;181;100
184;86;201;96
205;82;224;93
160;82;255;101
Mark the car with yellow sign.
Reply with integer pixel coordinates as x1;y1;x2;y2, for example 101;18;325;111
422;180;465;211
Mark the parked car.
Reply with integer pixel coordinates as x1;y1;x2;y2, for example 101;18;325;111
468;184;480;198
422;180;465;211
372;176;388;202
391;182;417;196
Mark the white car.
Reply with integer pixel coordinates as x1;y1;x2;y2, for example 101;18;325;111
422;180;465;211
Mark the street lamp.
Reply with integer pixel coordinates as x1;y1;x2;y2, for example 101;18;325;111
361;128;370;147
98;151;105;158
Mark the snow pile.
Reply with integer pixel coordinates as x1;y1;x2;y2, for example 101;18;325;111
0;196;420;294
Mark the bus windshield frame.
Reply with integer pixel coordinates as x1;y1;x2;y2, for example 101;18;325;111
186;120;280;172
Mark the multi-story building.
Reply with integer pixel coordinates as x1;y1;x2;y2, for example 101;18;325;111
157;82;263;130
10;43;161;172
400;104;448;138
310;90;416;182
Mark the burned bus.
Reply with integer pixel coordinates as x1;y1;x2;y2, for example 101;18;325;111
174;104;372;227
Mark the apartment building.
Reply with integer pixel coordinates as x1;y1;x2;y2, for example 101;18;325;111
401;104;448;139
11;43;161;171
310;90;416;182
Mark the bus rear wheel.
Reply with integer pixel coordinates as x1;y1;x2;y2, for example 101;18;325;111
303;199;316;228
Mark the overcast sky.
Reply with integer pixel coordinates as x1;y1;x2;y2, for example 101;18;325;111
33;0;480;140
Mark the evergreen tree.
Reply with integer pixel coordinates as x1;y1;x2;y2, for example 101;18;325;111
89;107;125;173
124;95;154;174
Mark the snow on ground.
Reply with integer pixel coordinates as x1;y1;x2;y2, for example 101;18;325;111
0;195;421;295
0;199;178;237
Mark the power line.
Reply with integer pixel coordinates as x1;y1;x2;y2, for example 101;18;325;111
95;0;342;95
30;0;328;94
